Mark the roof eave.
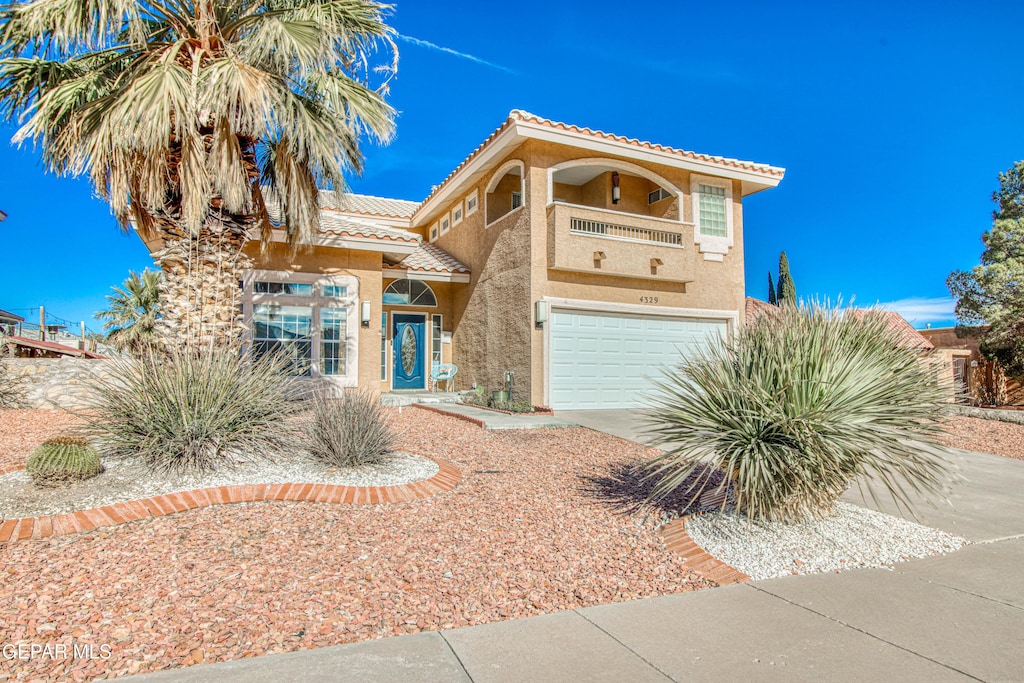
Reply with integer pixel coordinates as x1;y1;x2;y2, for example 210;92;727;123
413;117;785;224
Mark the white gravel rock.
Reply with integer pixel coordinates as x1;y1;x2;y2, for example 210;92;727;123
0;452;438;518
685;502;968;580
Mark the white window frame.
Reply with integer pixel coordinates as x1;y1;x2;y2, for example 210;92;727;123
690;174;734;262
242;269;359;386
430;223;439;242
440;212;451;235
452;201;464;226
431;314;443;366
465;189;479;216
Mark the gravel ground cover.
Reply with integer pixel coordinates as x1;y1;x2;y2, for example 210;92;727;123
0;407;707;681
686;502;968;581
0;452;438;519
0;409;84;474
938;415;1024;461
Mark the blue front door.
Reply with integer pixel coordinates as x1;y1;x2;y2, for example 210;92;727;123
392;314;426;390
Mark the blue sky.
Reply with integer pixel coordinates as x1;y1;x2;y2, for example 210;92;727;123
2;0;1022;332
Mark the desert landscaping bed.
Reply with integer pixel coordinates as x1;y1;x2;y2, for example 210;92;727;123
937;415;1024;461
0;407;709;681
0;408;1018;680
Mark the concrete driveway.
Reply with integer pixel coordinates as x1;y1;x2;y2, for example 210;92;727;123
556;409;666;449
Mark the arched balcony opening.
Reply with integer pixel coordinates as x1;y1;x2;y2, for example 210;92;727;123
549;160;681;222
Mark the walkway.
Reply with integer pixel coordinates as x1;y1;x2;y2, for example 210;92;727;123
126;415;1024;682
413;403;578;431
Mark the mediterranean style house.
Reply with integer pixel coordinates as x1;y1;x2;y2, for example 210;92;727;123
153;111;786;410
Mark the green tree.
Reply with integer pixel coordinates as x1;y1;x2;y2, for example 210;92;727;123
948;163;1024;379
767;271;777;305
993;161;1024;221
95;269;162;353
0;0;397;348
777;251;796;305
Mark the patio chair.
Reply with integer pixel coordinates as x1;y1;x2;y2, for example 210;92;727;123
430;363;458;392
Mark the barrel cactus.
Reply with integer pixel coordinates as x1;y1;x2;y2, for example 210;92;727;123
27;436;103;486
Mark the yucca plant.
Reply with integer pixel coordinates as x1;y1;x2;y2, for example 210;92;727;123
305;388;395;467
79;345;301;473
27;435;103;486
643;302;953;523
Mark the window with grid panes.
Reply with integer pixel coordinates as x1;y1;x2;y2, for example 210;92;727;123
698;185;728;237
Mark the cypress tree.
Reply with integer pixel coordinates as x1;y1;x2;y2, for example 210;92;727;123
778;251;796;305
767;272;777;305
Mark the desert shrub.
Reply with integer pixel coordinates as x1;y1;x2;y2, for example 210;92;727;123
27;436;103;486
0;361;27;408
490;399;535;414
80;345;301;473
306;389;396;467
644;302;952;523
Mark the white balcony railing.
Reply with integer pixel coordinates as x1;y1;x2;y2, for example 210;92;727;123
569;217;683;246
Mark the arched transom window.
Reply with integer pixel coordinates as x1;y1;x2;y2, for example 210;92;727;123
383;279;437;307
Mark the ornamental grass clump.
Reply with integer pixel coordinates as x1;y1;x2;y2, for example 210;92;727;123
27;436;102;486
643;301;953;523
306;389;395;467
81;345;301;474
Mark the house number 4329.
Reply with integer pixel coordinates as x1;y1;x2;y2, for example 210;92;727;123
640;296;659;304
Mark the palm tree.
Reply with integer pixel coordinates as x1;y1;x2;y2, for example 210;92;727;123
95;269;162;352
0;0;396;348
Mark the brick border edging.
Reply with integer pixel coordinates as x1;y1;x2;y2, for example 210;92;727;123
0;458;461;544
411;403;487;429
659;515;750;586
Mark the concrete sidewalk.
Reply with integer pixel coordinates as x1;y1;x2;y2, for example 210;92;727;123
128;417;1024;682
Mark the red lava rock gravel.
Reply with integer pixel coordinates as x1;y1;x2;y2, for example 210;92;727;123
0;409;84;474
939;415;1024;461
0;408;708;680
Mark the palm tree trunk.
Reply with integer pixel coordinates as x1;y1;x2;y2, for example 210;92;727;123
153;216;252;349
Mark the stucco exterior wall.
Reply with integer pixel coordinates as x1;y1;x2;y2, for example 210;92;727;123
397;139;753;405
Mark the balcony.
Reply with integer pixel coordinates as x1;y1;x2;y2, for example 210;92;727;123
547;203;694;282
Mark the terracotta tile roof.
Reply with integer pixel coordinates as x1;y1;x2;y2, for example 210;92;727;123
383;242;470;275
2;335;106;358
318;212;420;244
318;191;420;218
875;311;936;351
264;196;420;244
745;297;777;322
419;110;786;209
744;298;935;351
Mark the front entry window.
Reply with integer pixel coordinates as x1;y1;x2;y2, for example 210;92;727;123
383;279;438;307
244;271;357;381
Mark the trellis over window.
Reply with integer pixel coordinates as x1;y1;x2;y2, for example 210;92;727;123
383;279;438;307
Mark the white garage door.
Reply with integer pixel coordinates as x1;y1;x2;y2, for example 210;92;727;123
549;309;728;410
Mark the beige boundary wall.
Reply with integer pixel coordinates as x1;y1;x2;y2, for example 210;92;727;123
3;358;113;409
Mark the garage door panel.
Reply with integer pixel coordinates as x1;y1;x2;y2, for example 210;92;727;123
549;309;727;410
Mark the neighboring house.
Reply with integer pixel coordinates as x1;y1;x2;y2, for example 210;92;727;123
0;308;24;336
135;110;786;409
1;335;106;359
919;326;1023;406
